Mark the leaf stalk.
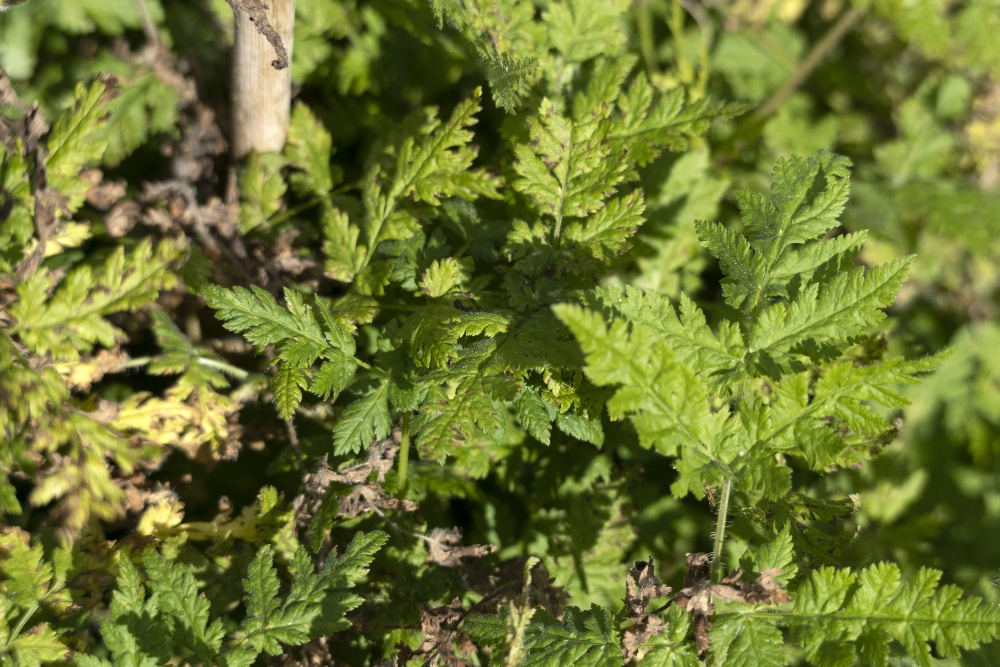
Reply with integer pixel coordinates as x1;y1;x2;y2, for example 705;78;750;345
711;477;732;582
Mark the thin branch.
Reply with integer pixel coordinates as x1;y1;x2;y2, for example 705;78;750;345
753;3;866;121
133;0;161;49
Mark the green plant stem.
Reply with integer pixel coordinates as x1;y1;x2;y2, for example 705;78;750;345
753;3;866;121
669;0;693;86
711;477;732;582
266;196;324;226
720;2;866;156
397;411;411;496
635;0;657;77
679;0;713;99
4;581;66;652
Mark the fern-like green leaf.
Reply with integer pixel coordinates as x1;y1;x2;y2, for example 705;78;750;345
747;257;913;358
696;151;853;316
5;624;71;667
480;46;537;114
13;238;185;360
544;0;630;63
92;68;179;167
239;152;289;235
0;529;72;665
563;190;645;260
272;364;308;421
419;257;472;298
0;528;63;612
229;532;387;659
520;605;622;667
143;549;225;662
45;77;117;210
514;387;556;445
553;303;729;466
322;206;366;282
333;382;392;455
596;285;744;386
348;88;500;286
784;562;1000;666
286;102;338;196
202;285;324;352
413;377;508;461
238;546;304;654
709;614;785;667
612;79;749;166
203;284;360;418
513;97;627;240
81;556;160;667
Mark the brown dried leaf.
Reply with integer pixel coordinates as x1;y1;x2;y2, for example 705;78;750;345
672;553;793;658
622;559;673;662
425;527;496;568
338;483;417;518
83;170;127;210
106;200;141;237
307;439;399;488
625;559;672;616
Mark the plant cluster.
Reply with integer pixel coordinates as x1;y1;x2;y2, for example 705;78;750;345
2;0;1000;665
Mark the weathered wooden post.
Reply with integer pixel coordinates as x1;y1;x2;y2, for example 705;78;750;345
230;0;295;158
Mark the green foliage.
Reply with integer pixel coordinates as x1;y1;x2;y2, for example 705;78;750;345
709;562;1000;667
13;238;185;360
200;284;359;421
470;605;622;667
0;529;71;665
73;531;386;667
556;152;939;501
480;47;538;114
3;0;1000;664
0;77;119;270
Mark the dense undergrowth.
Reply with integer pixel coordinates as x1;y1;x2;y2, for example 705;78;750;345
2;0;1000;665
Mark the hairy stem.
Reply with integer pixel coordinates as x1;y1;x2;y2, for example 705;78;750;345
711;477;732;582
397;411;411;496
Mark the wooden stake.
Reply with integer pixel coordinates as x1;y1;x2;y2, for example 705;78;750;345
231;0;295;158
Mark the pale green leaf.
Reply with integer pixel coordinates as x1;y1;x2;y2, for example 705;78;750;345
709;614;785;667
784;563;1000;666
13;238;185;360
333;382;391;455
419;257;471;298
239;152;289;234
748;257;914;358
480;46;537;113
544;0;629;63
46;77;116;210
272;364;308;421
322;206;365;282
514;387;555;444
519;605;621;667
287;102;336;195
